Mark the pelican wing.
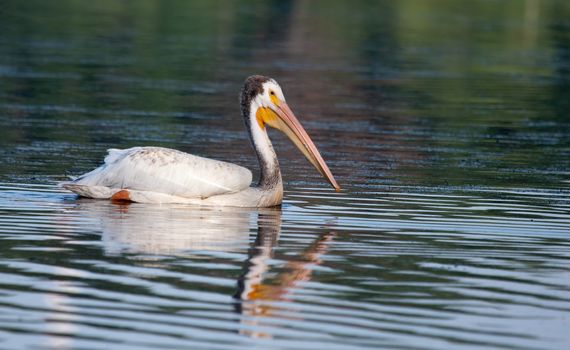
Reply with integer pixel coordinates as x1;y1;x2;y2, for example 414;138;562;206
70;147;252;198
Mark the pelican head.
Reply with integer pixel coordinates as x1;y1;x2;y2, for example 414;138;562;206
240;75;340;191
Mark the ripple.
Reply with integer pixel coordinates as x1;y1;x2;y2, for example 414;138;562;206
0;183;568;349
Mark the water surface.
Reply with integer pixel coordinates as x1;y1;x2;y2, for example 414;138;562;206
0;1;569;349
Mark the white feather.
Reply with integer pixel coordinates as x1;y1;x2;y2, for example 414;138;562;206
63;147;252;199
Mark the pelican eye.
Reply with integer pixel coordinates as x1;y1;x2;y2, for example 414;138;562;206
269;90;279;105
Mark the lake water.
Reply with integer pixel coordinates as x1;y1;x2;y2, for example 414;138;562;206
1;1;569;349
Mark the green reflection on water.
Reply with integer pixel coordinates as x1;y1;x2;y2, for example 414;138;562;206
0;0;568;189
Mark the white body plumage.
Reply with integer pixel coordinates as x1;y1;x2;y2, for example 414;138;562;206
63;146;284;207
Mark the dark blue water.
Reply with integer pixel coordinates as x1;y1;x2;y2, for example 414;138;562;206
0;1;569;349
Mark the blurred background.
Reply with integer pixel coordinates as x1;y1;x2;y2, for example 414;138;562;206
0;0;568;190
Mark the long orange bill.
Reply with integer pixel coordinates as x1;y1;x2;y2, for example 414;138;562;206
269;102;340;191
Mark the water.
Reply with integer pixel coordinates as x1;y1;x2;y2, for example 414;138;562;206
1;1;569;349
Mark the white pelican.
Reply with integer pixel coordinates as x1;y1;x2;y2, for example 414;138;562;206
63;75;339;207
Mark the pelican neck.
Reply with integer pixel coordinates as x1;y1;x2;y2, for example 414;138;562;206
245;106;282;190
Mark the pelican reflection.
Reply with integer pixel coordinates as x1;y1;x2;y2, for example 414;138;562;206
68;199;335;339
234;211;336;338
69;199;257;255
